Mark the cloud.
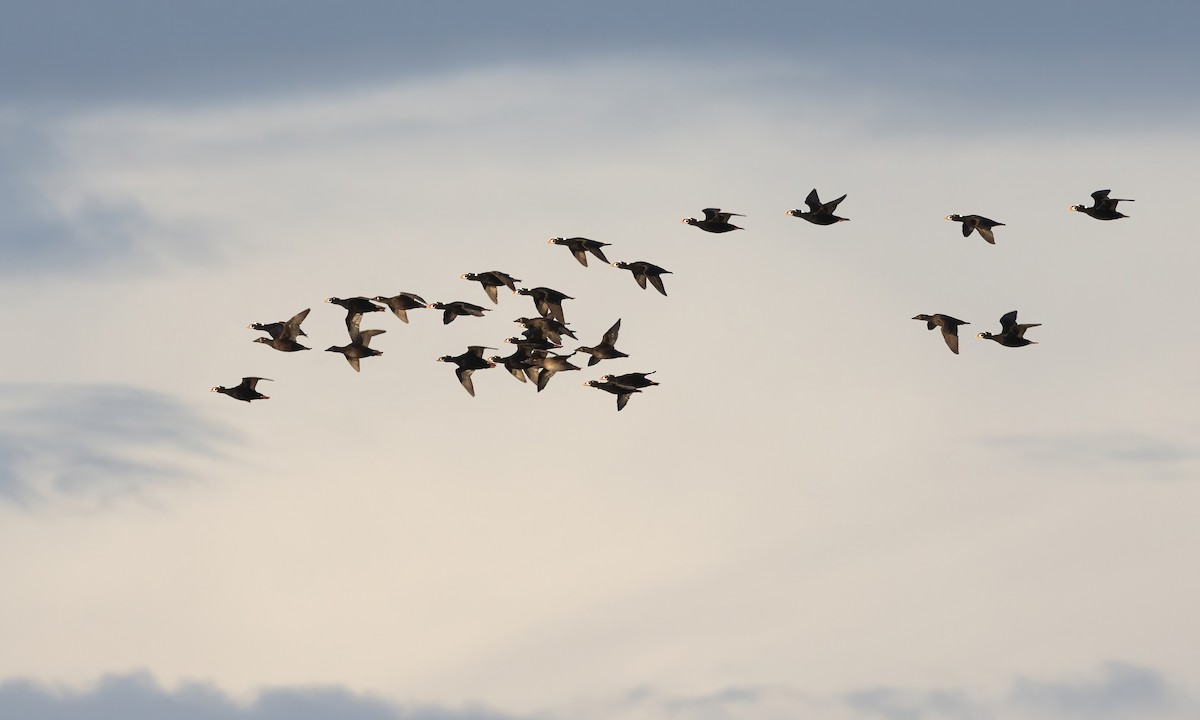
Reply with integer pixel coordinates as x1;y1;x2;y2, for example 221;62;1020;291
0;117;213;279
2;1;1198;119
981;432;1196;480
0;673;531;720
1010;662;1182;719
0;384;236;507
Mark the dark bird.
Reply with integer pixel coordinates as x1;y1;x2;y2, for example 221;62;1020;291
436;346;496;397
210;377;272;402
427;301;490;324
583;380;642;411
1070;189;1134;220
682;208;744;233
325;296;384;314
460;271;521;304
945;214;1005;244
372;292;428;323
912;314;970;355
325;313;386;372
503;336;561;352
977;310;1041;347
515;286;573;323
326;296;384;335
247;308;310;341
601;371;658;389
515;317;577;343
526;351;581;392
611;261;671;296
490;348;542;384
576;319;627;366
254;336;309;352
548;236;611;267
786;189;850;225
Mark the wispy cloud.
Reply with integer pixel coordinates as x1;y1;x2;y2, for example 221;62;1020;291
0;117;214;279
0;384;236;507
981;432;1196;480
0;672;534;720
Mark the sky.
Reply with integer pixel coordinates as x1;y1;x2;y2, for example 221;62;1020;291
1;1;1199;719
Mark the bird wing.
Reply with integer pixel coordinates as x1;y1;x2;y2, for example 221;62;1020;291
616;392;633;411
601;319;621;345
701;208;722;221
998;311;1019;333
647;274;668;296
940;326;961;354
570;248;589;266
358;328;386;347
587;244;610;263
345;311;364;338
281;308;310;340
239;377;272;391
822;193;848;212
977;226;996;244
456;368;476;396
483;284;499;304
960;220;974;237
632;271;648;289
1090;189;1112;205
442;308;457;324
536;369;556;392
344;355;361;373
804;189;822;212
1013;323;1041;338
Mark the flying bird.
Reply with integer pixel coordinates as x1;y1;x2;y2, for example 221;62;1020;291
1070;189;1134;220
912;313;970;355
210;377;272;402
611;261;671;296
575;319;628;366
248;308;310;341
600;371;658;389
786;189;850;225
372;292;428;323
427;301;491;324
526;351;581;392
583;380;642;411
325;312;386;371
515;286;574;323
515;317;576;344
945;214;1005;244
682;208;744;233
548;237;611;266
460;271;521;304
437;346;496;397
977;310;1041;347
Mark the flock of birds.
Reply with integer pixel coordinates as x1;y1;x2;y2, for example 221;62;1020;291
210;188;1133;409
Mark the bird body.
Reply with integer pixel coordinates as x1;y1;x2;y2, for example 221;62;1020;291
427;301;490;324
515;287;573;323
254;336;309;352
787;189;849;225
248;308;310;342
583;380;642;411
977;310;1040;347
1070;189;1133;220
601;371;658;389
210;377;272;402
548;237;611;266
612;261;671;296
576;319;627;365
437;346;496;396
372;292;427;322
945;214;1005;244
912;313;969;355
461;271;521;304
683;208;744;233
515;317;576;343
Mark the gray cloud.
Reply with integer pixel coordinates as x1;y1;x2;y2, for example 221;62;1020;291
0;673;533;720
1010;662;1181;719
982;432;1196;479
0;384;236;506
0;120;213;279
1;1;1197;117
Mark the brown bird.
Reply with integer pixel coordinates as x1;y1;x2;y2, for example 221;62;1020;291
977;310;1041;347
612;261;671;296
437;346;496;397
945;214;1005;244
912;313;970;355
548;237;611;266
575;319;627;366
427;301;490;324
583;379;642;411
460;271;521;304
1070;189;1133;220
372;292;428;323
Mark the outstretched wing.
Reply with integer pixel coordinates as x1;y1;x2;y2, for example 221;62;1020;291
998;311;1019;333
977;226;996;244
456;368;476;396
822;193;847;212
647;274;668;296
601;319;621;345
238;377;273;391
804;189;822;212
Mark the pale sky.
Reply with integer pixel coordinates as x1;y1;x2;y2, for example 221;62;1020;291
2;2;1198;719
